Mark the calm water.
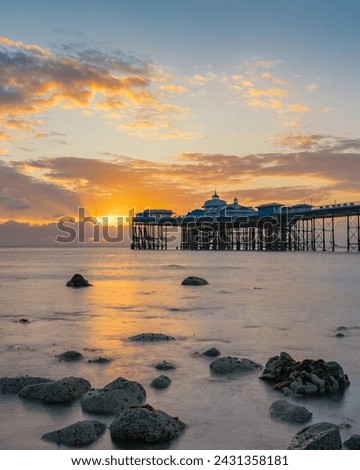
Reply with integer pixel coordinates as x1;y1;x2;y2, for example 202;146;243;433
0;247;359;450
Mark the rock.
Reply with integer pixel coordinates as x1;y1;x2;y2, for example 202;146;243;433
287;422;342;450
155;361;176;371
260;352;350;396
0;376;54;394
335;333;345;337
181;276;209;286
202;347;221;357
343;434;360;449
66;274;92;288
129;333;175;342
18;376;91;403
110;404;186;443
80;377;146;414
57;350;84;361
42;420;107;447
88;356;113;364
210;356;262;375
150;376;171;389
19;318;30;324
269;400;312;424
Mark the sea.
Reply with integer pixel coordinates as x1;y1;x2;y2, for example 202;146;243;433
0;247;359;450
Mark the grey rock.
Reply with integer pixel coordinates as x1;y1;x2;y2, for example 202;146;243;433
269;400;312;424
181;276;209;286
66;273;92;288
0;376;54;394
335;332;345;337
129;333;175;342
202;347;221;357
210;356;262;375
260;352;350;396
150;376;171;389
110;404;186;443
18;376;91;403
343;434;360;450
42;420;107;447
57;350;84;361
155;361;176;371
81;377;146;414
287;422;342;450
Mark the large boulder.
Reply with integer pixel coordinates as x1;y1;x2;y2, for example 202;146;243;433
343;434;360;450
181;276;209;286
110;404;186;443
18;376;91;403
66;274;92;288
129;333;175;342
210;356;262;375
0;376;54;394
81;377;146;414
260;352;350;396
269;400;312;424
287;422;342;450
42;420;107;447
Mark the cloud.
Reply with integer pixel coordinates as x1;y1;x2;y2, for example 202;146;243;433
288;103;311;113
0;36;192;140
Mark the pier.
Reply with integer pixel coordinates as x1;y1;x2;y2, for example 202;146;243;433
131;193;360;252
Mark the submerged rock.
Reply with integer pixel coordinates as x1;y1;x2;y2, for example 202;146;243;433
210;356;262;375
287;422;342;450
269;400;312;424
343;434;360;450
129;333;175;342
88;356;113;364
57;350;84;361
181;276;209;286
260;351;350;396
155;361;176;371
150;375;171;389
18;376;91;403
81;377;146;414
66;274;92;288
0;376;53;394
110;404;186;443
42;420;107;447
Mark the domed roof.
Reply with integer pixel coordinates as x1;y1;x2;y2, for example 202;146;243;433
202;191;227;210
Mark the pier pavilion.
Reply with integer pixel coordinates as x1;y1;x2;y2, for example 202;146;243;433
131;192;360;252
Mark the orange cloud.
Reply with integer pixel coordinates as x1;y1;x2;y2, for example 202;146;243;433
288;103;311;113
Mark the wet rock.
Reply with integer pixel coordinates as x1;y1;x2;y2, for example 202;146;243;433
88;356;113;364
155;361;176;371
66;274;92;288
0;376;54;394
343;434;360;449
42;420;107;447
110;404;186;443
260;351;350;396
18;376;91;403
337;326;347;331
129;333;175;342
19;318;30;324
81;377;146;414
210;356;262;375
335;333;345;337
57;350;84;361
150;375;171;389
269;400;312;424
181;276;209;286
202;347;221;357
287;422;342;450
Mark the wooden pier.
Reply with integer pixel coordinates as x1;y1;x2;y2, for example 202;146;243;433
131;202;360;252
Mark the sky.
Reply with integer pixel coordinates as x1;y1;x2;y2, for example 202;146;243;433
0;0;360;245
